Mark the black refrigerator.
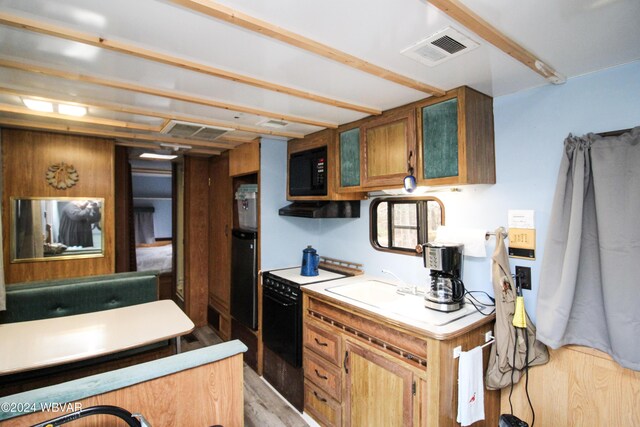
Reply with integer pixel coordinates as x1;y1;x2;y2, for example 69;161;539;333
231;229;258;330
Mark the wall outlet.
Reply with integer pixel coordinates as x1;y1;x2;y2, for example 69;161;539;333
515;266;532;290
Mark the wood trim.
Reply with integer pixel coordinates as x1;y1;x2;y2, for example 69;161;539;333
427;0;562;81
0;117;227;151
115;140;220;156
0;12;380;115
0;58;337;128
0;103;161;132
0;86;304;139
168;0;445;96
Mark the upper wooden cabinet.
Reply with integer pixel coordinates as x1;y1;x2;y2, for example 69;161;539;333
288;129;365;201
229;142;260;177
417;86;495;185
335;86;495;193
361;108;416;188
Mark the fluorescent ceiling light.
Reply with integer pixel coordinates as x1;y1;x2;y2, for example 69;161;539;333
22;98;53;112
140;153;178;160
58;104;87;117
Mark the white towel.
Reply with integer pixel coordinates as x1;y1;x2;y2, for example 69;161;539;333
457;346;485;426
434;226;487;257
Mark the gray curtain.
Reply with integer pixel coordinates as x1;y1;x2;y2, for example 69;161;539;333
537;127;640;370
134;208;155;244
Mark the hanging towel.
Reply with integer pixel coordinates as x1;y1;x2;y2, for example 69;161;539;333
457;346;485;426
434;226;487;257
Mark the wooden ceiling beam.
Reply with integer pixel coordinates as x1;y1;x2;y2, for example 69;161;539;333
0;103;161;132
0;59;338;128
0;12;380;115
0;117;233;150
115;139;221;156
0;86;303;138
426;0;564;83
168;0;446;96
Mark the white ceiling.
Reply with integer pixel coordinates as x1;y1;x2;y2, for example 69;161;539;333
0;0;638;150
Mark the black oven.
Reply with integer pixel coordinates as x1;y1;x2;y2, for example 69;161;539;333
262;273;303;367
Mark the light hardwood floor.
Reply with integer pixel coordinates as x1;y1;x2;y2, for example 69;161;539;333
181;326;310;427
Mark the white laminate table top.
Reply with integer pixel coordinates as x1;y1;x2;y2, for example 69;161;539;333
0;300;195;375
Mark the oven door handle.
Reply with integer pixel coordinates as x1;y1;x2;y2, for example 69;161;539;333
264;291;296;307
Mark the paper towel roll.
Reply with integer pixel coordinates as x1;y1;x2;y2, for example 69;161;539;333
434;226;487;257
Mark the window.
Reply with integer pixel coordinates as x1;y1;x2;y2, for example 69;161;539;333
370;197;444;255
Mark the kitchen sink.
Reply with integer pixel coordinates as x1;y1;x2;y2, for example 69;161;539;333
326;280;403;307
326;279;481;326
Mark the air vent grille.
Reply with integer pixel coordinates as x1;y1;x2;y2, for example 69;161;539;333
431;35;466;55
401;26;479;67
161;120;234;141
258;118;289;129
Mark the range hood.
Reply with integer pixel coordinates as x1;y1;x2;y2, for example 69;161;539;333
278;201;360;218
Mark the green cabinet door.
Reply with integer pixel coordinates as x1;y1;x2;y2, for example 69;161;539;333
422;98;459;179
339;128;360;187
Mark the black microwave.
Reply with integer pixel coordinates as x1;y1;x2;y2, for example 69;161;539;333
289;146;327;197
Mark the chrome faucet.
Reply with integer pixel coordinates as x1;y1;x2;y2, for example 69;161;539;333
382;269;421;296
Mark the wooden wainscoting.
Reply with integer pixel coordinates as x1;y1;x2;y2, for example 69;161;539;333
501;345;640;426
0;353;244;426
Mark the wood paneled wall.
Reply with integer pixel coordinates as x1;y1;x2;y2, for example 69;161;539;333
501;345;640;426
0;353;244;426
183;156;209;327
1;129;115;283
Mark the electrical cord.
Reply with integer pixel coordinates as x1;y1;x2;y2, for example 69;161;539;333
464;290;496;316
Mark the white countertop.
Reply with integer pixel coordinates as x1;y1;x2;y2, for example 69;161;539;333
0;300;195;375
302;274;494;339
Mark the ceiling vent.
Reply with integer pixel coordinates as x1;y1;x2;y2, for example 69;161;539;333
401;26;479;67
258;118;289;129
161;120;234;141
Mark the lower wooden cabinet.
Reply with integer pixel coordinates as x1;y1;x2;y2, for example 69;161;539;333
344;340;416;427
302;291;499;427
305;379;342;427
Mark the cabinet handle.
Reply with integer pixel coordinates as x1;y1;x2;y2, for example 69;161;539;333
314;337;328;347
343;351;349;374
224;224;229;237
314;369;328;380
313;391;327;403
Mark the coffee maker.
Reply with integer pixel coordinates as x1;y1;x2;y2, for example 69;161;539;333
422;243;465;312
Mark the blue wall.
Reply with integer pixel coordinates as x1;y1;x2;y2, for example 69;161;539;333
260;138;321;270
132;174;173;239
261;61;640;322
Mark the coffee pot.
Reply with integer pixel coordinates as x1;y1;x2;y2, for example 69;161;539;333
301;245;320;276
422;243;465;312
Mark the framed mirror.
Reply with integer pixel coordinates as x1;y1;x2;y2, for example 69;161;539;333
11;197;104;263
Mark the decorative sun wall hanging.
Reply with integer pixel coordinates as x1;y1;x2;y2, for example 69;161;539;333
46;162;79;190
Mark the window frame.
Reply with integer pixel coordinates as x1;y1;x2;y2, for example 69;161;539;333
369;196;445;256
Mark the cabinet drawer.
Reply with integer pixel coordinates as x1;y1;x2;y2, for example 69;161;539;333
304;351;342;401
304;379;342;427
304;321;342;366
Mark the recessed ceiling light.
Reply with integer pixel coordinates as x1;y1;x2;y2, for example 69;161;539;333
22;98;53;113
58;104;87;117
140;153;178;160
